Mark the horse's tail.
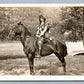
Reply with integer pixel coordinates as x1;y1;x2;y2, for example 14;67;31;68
62;42;67;57
64;47;67;57
55;40;67;57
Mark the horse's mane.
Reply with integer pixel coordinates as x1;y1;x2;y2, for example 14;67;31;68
25;36;37;53
20;23;32;36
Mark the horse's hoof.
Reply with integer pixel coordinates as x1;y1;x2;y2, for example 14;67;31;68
63;70;66;75
30;72;35;75
64;73;66;75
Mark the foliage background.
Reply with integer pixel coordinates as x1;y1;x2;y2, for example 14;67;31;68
0;7;84;42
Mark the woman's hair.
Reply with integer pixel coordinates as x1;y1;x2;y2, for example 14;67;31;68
39;15;46;26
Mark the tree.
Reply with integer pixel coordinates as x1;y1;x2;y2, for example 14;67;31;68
0;7;42;41
61;7;84;44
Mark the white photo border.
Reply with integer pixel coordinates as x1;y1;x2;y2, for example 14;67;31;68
0;4;84;81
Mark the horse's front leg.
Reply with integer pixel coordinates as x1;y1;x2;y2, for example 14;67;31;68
27;54;34;75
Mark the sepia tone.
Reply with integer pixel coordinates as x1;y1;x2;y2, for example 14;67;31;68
0;7;84;75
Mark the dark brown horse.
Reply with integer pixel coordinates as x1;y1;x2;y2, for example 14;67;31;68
8;22;67;75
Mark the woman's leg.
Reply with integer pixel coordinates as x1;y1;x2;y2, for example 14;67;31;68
36;37;44;57
38;37;44;54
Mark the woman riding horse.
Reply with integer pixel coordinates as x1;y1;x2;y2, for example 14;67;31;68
36;15;57;58
8;21;67;75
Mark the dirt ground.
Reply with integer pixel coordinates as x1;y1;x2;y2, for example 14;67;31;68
0;41;84;75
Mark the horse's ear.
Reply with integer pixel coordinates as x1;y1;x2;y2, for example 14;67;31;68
17;21;22;25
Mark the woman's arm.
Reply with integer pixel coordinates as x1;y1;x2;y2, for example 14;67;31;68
40;26;48;36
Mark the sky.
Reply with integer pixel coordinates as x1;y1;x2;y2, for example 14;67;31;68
0;0;84;3
0;82;84;84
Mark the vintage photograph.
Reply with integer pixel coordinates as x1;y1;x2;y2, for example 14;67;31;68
0;5;84;76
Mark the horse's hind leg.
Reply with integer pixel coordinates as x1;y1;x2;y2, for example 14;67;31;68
60;57;66;75
54;53;66;75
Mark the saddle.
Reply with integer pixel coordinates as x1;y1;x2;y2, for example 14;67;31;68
43;37;54;45
35;36;57;57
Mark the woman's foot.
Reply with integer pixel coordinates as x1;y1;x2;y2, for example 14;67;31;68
36;54;41;58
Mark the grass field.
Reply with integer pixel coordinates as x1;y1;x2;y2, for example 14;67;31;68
0;41;84;75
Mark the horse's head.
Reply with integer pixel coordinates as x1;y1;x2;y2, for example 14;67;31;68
7;21;24;40
8;21;32;40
